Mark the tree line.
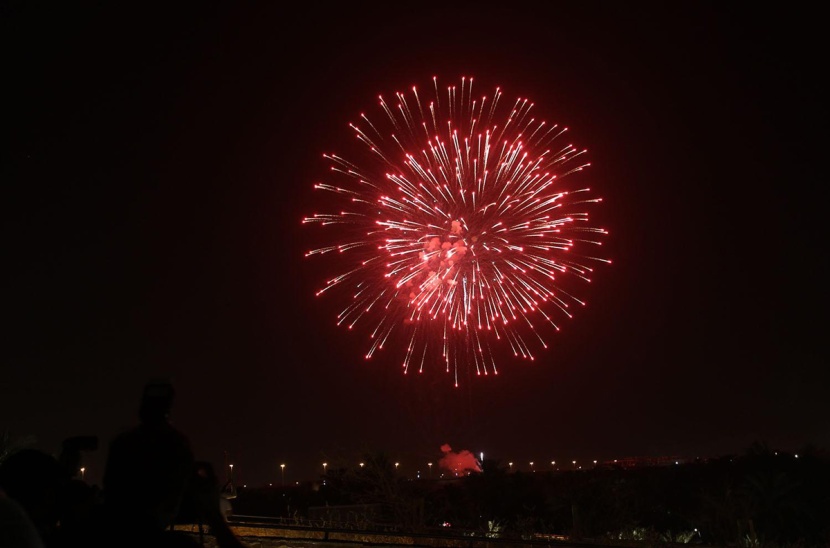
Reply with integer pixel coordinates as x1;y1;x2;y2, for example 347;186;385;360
230;442;830;547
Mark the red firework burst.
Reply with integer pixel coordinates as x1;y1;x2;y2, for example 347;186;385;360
303;76;610;385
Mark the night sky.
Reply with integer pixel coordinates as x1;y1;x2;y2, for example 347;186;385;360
3;3;827;487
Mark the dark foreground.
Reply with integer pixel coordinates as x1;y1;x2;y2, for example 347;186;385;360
219;446;830;547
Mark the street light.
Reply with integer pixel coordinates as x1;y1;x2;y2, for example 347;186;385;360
509;462;513;472
529;461;535;472
359;462;364;468
280;463;285;485
427;462;432;477
322;462;327;474
394;462;399;471
80;467;85;480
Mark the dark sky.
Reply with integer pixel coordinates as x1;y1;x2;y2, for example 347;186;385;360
3;2;827;486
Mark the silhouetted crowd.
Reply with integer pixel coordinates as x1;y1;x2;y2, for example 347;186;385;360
0;380;247;548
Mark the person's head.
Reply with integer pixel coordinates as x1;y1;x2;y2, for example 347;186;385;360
102;423;195;529
0;448;66;535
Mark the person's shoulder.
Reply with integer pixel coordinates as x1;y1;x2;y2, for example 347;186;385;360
0;494;45;548
55;523;202;548
113;528;203;548
163;530;203;547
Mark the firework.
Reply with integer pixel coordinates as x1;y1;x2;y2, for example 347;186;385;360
303;76;609;385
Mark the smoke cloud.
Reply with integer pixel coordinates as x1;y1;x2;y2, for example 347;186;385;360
438;443;482;475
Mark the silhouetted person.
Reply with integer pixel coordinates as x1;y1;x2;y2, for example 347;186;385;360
66;379;247;548
51;477;99;547
0;488;45;548
0;449;65;546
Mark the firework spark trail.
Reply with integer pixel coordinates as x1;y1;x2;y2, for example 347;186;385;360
303;76;610;386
